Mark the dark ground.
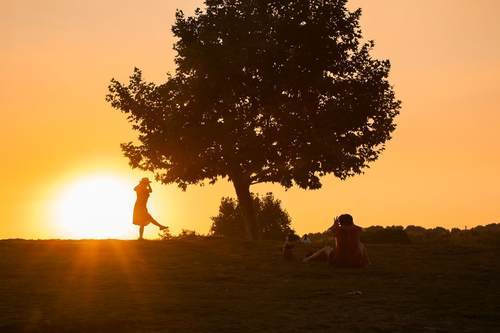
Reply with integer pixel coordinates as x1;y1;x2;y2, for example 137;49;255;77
0;239;499;332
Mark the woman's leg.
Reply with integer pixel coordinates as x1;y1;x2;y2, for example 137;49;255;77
149;217;167;230
303;246;334;262
139;226;145;240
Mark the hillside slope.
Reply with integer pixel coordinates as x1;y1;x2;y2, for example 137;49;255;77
0;239;499;332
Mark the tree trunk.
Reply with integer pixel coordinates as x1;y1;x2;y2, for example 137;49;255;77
232;178;258;241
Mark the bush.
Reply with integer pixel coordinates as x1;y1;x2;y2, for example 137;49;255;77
210;193;294;240
177;229;201;240
361;226;410;244
158;227;173;240
159;228;203;240
449;223;500;246
304;226;410;245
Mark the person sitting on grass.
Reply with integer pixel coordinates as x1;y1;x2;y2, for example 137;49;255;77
303;214;369;268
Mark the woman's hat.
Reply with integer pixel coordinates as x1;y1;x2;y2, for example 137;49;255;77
140;177;151;184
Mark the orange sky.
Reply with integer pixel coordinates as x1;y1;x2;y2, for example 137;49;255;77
1;0;499;239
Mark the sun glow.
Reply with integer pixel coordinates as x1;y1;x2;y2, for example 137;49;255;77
54;174;137;239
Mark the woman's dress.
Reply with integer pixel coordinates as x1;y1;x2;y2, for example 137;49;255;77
133;185;153;226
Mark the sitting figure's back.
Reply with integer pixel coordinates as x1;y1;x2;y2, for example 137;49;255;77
303;214;369;268
330;214;368;268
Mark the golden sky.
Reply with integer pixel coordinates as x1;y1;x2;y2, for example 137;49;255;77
1;0;499;239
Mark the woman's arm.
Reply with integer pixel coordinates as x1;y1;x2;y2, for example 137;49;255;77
327;216;341;233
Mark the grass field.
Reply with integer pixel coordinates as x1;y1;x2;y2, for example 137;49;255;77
0;239;499;332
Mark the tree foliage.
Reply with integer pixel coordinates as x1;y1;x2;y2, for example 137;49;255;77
210;193;294;240
106;0;400;239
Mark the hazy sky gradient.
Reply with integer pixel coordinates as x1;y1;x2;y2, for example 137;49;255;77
1;0;499;238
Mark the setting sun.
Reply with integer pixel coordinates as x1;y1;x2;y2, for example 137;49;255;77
53;175;136;239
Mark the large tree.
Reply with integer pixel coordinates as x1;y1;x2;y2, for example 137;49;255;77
107;0;401;240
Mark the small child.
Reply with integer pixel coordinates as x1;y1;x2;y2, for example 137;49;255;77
301;234;312;244
282;233;300;261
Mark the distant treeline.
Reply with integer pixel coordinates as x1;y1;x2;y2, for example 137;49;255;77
207;194;500;245
304;224;500;246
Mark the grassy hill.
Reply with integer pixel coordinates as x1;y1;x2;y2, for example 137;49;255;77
0;239;499;332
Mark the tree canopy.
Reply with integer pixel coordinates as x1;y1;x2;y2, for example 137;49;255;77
107;0;401;239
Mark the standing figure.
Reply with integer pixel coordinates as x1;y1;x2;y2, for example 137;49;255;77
133;177;167;240
282;233;300;261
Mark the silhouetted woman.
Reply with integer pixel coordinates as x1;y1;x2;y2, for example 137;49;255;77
303;214;369;268
133;177;167;240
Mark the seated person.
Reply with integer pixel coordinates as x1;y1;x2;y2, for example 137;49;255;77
303;214;369;268
301;234;312;244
